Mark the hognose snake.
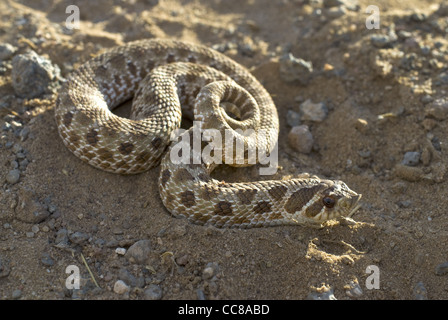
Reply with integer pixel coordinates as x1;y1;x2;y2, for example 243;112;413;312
55;39;361;228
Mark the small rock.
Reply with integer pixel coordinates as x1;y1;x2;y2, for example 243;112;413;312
125;239;152;264
345;280;363;298
19;126;30;141
370;34;395;48
421;95;433;104
435;262;448;276
0;43;17;61
413;282;427;300
395;164;424;182
11;289;22;299
288;125;314;154
397;200;412;208
55;229;69;245
326;6;347;19
402;152;420;166
11;50;61;99
299;99;328;122
425;98;448;120
410;12;427;22
69;231;89;244
286;110;301;127
175;254;189;266
118;268;145;288
144;284;163;300
323;0;359;11
0;256;11;278
202;267;215;280
202;262;219;280
279;53;313;85
307;287;337;300
197;289;206;300
5;169;20;184
41;253;54;267
113;280;130;295
115;247;126;255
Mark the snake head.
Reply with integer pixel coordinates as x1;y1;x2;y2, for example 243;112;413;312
300;180;362;224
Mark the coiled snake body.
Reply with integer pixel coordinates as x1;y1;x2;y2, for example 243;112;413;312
55;39;361;228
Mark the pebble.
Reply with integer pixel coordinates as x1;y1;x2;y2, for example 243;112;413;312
175;254;189;266
41;253;54;267
115;247;126;255
323;0;359;11
125;239;152;264
370;35;393;48
425;98;448;120
299;99;328;122
69;231;89;244
118;268;145;288
202;267;215;280
5;169;20;184
55;229;69;245
413;282;427;300
421;95;433;104
202;262;219;280
0;43;17;61
402;152;420;166
286;110;301;127
113;280;130;295
345;280;363;298
197;289;206;300
11;289;22;299
288;125;314;154
279;53;313;85
0;256;11;278
435;262;448;276
142;284;162;300
307;287;337;300
11;50;61;99
326;6;347;19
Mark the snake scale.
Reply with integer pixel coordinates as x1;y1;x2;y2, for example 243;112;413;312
55;39;361;228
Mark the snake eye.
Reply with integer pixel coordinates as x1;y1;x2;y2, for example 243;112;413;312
323;196;335;208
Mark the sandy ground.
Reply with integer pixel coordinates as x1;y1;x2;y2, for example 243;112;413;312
0;0;448;300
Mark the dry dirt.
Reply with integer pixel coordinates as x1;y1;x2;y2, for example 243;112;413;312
0;0;448;300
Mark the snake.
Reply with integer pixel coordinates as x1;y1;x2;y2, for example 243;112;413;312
55;39;361;228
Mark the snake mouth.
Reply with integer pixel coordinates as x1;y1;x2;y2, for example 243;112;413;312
347;194;362;218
